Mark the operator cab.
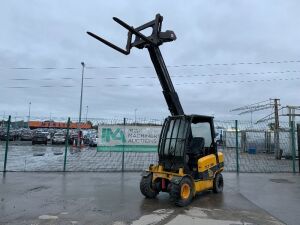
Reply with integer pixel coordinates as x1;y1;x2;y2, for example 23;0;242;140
158;115;217;173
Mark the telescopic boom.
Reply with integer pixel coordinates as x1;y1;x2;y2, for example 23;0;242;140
87;14;184;116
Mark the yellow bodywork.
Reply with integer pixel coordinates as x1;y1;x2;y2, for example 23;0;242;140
149;152;224;194
194;179;213;192
150;164;184;182
194;152;224;192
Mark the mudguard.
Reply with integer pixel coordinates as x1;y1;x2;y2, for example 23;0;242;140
170;175;195;186
170;176;184;185
141;171;151;178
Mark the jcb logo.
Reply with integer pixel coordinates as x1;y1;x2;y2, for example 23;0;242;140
101;128;126;143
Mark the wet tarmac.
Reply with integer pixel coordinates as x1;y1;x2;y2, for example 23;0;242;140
1;172;299;225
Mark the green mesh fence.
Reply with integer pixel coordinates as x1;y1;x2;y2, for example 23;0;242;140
0;116;299;172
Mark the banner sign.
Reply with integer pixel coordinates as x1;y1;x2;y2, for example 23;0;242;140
97;125;162;152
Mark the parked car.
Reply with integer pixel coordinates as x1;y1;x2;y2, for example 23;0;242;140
0;130;15;141
10;130;19;140
0;129;5;141
89;135;98;147
32;132;47;145
52;132;66;145
20;130;33;141
0;133;14;141
41;131;51;141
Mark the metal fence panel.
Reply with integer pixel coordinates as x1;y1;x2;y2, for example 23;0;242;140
0;116;299;173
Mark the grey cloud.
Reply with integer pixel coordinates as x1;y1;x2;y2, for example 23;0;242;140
0;0;300;122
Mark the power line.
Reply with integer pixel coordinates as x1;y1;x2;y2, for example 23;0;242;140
6;86;29;89
103;70;300;79
9;77;300;88
6;70;300;81
230;99;271;112
9;77;95;81
3;76;299;89
166;60;300;67
1;59;300;70
173;77;300;85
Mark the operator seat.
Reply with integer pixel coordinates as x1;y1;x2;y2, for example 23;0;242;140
187;137;205;171
189;137;205;156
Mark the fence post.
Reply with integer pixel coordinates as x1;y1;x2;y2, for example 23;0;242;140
297;124;300;173
3;115;11;172
121;118;126;172
290;121;296;173
63;117;71;172
235;120;239;173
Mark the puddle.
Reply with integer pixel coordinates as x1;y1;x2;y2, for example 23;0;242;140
38;215;58;220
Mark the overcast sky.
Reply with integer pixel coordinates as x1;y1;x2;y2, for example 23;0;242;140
1;0;300;122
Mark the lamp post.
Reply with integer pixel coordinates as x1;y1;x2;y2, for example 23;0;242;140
134;108;137;125
28;102;31;128
78;62;85;147
85;105;89;122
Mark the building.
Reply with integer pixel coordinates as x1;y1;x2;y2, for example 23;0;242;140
28;121;92;129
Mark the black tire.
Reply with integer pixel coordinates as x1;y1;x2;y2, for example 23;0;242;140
140;174;158;198
170;177;194;207
213;173;224;193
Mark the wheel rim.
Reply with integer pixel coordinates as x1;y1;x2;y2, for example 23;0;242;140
181;183;190;199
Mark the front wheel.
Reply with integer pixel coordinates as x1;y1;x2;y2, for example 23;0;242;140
140;174;158;198
170;177;194;207
213;173;224;193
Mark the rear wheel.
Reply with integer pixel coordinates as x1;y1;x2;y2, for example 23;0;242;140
140;174;158;198
170;177;194;207
213;173;224;193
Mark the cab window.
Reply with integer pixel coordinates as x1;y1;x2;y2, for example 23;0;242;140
191;122;212;147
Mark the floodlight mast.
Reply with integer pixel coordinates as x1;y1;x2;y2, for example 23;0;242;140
87;14;184;116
